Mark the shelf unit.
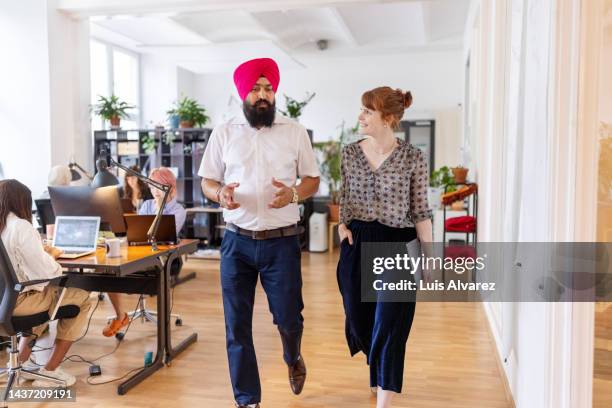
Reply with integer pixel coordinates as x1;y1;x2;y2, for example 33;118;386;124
441;181;478;282
93;128;212;209
441;181;478;245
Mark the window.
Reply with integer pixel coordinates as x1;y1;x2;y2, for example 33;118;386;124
89;40;140;130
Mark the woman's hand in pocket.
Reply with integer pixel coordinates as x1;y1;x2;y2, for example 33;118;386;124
338;223;353;245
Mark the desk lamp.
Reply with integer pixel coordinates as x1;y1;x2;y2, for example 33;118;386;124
91;152;170;251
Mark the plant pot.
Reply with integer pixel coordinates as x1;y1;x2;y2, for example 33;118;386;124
452;167;469;184
109;116;121;128
169;115;180;129
451;200;465;211
327;203;340;223
179;120;194;129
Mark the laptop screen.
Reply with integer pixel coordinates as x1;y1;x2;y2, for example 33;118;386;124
53;217;100;250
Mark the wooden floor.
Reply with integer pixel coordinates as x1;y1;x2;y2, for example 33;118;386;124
594;302;612;408
13;251;511;408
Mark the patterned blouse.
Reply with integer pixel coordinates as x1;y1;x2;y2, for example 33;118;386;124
339;139;433;228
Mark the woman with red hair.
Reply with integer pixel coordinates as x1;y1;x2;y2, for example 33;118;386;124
103;167;186;337
336;87;433;408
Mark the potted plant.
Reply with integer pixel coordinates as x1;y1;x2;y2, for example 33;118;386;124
278;92;316;121
313;121;360;222
92;95;134;129
451;165;469;183
140;132;157;155
167;97;209;128
429;166;457;210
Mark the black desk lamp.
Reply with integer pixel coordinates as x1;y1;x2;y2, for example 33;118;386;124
91;152;171;251
68;160;93;182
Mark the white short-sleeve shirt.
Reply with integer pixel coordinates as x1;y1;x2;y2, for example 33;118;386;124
198;113;320;231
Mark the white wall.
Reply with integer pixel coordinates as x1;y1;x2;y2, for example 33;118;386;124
177;67;197;100
47;0;92;173
140;59;201;127
0;0;52;195
192;51;464;142
468;0;586;407
141;54;178;127
0;0;91;196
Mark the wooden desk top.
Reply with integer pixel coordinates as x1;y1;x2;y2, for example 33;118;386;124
58;239;198;276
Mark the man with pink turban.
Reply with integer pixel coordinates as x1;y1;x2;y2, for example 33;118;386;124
199;58;320;408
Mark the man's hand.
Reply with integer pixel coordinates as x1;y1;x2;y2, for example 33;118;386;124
219;182;241;210
43;245;63;260
268;178;294;209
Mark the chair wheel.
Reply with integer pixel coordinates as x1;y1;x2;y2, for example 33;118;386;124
115;332;125;341
98;293;105;301
175;318;182;326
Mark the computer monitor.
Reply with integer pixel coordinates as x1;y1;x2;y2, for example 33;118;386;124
34;199;55;231
49;186;127;234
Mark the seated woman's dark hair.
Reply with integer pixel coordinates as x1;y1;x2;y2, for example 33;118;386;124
0;179;33;233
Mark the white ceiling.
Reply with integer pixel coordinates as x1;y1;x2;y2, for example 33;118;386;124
66;0;470;74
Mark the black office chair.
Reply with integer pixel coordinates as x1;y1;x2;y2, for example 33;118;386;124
0;238;79;403
34;199;55;233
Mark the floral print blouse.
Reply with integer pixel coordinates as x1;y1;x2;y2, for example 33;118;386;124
339;139;433;228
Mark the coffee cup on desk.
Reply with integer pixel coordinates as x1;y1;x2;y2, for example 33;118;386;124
46;224;55;240
105;238;121;258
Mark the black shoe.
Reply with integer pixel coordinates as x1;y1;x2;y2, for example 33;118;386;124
288;355;306;395
236;404;260;408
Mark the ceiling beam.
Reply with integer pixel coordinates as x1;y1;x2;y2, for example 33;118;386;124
328;7;359;47
57;0;431;19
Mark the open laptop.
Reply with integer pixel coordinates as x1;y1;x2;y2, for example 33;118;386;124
53;216;101;259
124;214;178;246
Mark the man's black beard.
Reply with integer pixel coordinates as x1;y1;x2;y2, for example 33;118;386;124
243;99;276;128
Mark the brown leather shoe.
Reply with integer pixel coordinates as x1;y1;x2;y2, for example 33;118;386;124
288;355;306;395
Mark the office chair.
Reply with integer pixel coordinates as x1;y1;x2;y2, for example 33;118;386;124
0;238;79;405
34;199;56;233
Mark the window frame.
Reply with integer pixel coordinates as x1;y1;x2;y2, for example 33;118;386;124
90;38;142;129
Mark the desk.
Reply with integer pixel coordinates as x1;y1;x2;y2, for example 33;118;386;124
59;239;198;395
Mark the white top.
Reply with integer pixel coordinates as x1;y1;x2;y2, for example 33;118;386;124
198;113;320;231
1;213;62;291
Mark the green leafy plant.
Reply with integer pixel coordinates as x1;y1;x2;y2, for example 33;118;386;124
162;130;176;147
92;95;134;120
167;97;209;127
430;166;457;192
312;121;360;204
278;92;316;119
141;133;157;155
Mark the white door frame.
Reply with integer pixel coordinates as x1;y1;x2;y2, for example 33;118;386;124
548;0;602;407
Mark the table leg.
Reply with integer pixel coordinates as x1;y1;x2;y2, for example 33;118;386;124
164;250;198;364
117;263;167;395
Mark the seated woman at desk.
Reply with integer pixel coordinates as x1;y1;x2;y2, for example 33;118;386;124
123;165;153;212
104;167;186;337
138;167;186;232
0;179;92;387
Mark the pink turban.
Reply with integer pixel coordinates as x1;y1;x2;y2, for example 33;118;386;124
233;58;280;100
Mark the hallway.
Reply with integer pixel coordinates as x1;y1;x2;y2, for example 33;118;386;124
27;251;512;408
